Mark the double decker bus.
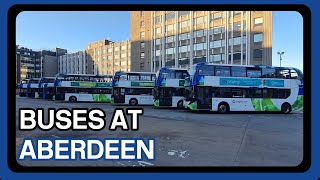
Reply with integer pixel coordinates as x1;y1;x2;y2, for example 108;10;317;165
18;78;29;97
184;63;303;114
153;68;189;108
38;77;55;99
112;71;155;105
26;78;41;98
53;74;113;102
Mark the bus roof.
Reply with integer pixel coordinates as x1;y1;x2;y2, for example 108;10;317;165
192;62;301;71
56;74;113;78
158;67;188;71
114;71;155;75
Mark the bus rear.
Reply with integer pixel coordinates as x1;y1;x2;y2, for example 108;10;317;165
26;78;41;98
153;68;189;108
18;78;29;97
39;77;55;99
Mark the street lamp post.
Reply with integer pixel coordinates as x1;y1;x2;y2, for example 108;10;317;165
277;51;285;67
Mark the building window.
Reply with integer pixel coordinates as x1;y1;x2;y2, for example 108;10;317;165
211;12;223;20
114;47;119;51
178;45;190;53
166;24;175;32
166;48;175;54
140;52;145;59
233;22;241;31
165;12;175;20
140;11;144;17
194;43;206;51
179;20;189;28
141;42;145;49
140;31;145;39
140;21;145;27
121;45;126;50
254;17;263;26
210;26;225;35
233;11;242;15
179;11;189;16
254;49;263;58
165;35;175;43
254;33;263;42
194;29;205;37
210;40;224;48
209;54;225;62
194;16;206;24
108;49;112;53
114;54;119;59
178;33;189;40
155;27;161;34
155;50;160;56
121;54;126;58
154;16;161;23
155;39;161;45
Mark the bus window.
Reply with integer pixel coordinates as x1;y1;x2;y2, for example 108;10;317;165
140;75;151;81
151;74;156;81
120;75;127;80
199;66;215;76
247;88;262;98
290;69;299;79
232;88;247;98
189;66;197;76
263;89;274;98
161;70;175;79
215;66;231;77
247;69;261;78
277;69;290;79
128;74;139;80
231;67;246;77
262;68;276;78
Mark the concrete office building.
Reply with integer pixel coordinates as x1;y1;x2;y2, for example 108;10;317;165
130;11;272;72
58;51;88;75
86;39;131;75
16;46;67;84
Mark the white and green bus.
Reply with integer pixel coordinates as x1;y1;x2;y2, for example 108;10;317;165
184;63;303;113
53;74;113;102
111;71;156;105
153;68;189;108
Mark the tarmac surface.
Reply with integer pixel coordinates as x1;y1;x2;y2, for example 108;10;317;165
16;96;304;167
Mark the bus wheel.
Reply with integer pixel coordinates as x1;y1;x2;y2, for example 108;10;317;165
218;102;229;114
281;103;291;114
129;98;138;106
69;96;77;102
177;100;184;109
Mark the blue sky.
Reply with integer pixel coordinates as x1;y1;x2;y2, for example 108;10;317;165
16;11;303;71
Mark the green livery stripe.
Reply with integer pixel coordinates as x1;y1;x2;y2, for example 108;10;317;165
251;98;280;111
71;82;111;87
292;96;303;111
131;81;154;87
92;94;111;102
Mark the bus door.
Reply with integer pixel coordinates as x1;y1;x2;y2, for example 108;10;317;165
196;86;212;110
159;87;172;106
113;87;125;103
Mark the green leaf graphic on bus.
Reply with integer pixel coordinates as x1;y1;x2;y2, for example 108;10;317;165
292;96;303;111
251;98;262;111
153;99;159;107
261;99;280;111
92;94;110;102
188;101;197;110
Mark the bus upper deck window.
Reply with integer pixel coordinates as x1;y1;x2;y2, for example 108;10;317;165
290;69;299;79
277;69;291;79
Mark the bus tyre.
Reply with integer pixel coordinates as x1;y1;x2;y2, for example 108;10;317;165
218;102;229;114
177;100;184;109
281;103;292;114
129;98;138;106
69;96;77;102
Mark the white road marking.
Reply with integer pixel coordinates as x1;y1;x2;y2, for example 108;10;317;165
168;150;190;158
51;135;60;138
137;161;154;166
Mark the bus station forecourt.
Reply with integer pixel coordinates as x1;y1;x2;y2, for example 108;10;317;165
16;63;304;167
